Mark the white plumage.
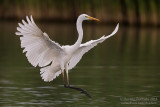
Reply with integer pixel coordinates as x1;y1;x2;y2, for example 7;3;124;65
15;14;119;83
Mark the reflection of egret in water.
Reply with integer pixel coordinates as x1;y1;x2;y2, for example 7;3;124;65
15;14;119;97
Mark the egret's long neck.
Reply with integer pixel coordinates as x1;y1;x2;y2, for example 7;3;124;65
73;18;83;49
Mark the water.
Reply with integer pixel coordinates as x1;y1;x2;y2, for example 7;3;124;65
0;21;160;106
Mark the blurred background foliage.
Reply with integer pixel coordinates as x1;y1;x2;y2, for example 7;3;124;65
0;0;160;26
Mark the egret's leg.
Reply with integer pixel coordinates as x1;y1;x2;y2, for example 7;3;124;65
66;71;69;86
61;69;66;87
62;71;66;86
65;65;69;86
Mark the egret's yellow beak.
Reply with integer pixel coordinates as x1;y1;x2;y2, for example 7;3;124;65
87;16;100;21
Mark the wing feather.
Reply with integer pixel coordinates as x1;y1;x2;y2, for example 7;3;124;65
16;16;64;67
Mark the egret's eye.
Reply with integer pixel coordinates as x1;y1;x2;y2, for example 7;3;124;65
85;16;88;18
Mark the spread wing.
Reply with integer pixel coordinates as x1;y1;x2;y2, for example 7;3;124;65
15;16;64;67
68;23;119;70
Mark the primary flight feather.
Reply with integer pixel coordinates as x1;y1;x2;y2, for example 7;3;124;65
15;14;119;84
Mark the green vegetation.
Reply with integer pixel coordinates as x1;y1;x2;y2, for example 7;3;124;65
0;0;160;25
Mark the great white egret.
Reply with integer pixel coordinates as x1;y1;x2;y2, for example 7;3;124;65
16;14;119;97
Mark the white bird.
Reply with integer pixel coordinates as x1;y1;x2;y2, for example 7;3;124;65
15;14;119;87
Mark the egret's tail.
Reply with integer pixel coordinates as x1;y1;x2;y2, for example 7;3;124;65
40;64;61;82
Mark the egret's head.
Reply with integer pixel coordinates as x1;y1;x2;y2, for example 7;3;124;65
80;14;100;21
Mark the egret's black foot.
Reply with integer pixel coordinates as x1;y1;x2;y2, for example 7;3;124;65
64;84;67;87
64;85;91;98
